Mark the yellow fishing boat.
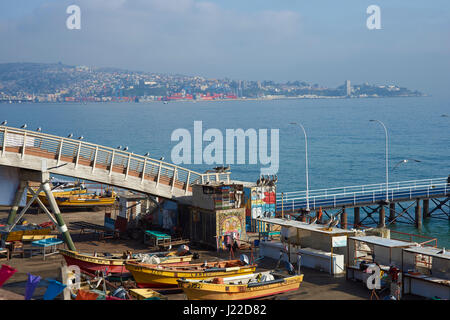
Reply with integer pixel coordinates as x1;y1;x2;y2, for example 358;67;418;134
59;249;193;275
26;184;88;201
178;271;303;300
27;182;116;208
125;260;257;288
129;288;167;300
51;191;117;208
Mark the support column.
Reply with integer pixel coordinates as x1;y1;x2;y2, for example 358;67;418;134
378;205;385;228
1;180;27;246
341;207;347;229
389;202;396;224
6;180;27;226
423;199;429;218
41;173;76;251
415;199;422;229
354;207;360;229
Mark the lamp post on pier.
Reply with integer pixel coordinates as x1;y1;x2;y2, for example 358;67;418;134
369;119;389;202
290;122;310;215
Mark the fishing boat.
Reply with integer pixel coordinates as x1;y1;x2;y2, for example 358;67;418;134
0;224;52;242
26;182;88;201
59;249;194;275
27;182;116;208
51;191;117;208
177;271;303;300
125;259;257;288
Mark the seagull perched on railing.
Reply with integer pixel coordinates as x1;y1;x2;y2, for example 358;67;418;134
117;145;122;149
21;124;27;129
36;127;42;132
123;146;128;151
159;157;164;161
144;152;150;157
67;133;73;138
77;136;84;140
1;120;6;125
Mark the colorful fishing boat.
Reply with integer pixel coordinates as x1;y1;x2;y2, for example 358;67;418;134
27;183;116;208
177;271;303;300
0;224;52;242
125;259;257;288
129;288;167;300
59;249;194;275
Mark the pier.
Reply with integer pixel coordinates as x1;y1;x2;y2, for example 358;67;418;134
277;179;449;229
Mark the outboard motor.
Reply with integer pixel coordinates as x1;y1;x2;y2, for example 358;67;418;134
240;254;250;265
112;287;128;300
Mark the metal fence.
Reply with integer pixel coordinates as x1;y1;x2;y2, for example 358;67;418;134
277;177;449;211
0;126;230;194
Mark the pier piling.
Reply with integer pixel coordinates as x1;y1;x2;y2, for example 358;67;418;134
341;207;347;229
378;205;385;228
354;207;360;228
415;199;422;229
423;199;429;218
389;202;396;224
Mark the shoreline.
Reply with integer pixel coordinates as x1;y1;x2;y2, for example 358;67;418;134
0;95;428;104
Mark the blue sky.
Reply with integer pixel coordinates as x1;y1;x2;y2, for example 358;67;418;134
0;0;449;96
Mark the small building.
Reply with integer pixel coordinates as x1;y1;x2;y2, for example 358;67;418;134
401;246;450;299
107;193;150;233
256;217;358;274
187;182;246;250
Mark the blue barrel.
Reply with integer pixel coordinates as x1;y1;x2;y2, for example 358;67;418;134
254;239;260;247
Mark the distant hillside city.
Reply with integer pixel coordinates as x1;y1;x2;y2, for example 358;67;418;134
0;62;424;103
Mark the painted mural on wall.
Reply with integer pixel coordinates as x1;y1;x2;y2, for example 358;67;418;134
217;209;245;250
244;186;276;219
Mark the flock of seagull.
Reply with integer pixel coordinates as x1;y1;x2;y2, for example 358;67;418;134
256;175;278;187
0;120;165;161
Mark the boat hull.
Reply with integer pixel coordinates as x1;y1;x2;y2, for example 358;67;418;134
59;250;193;275
179;274;303;300
126;262;257;288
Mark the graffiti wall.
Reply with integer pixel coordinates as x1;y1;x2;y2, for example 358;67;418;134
244;185;276;232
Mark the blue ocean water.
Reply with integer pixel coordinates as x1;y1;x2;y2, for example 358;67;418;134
0;97;449;246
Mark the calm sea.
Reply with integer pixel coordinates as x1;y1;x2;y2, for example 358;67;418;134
1;97;449;246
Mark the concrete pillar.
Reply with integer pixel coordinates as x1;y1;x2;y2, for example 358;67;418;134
423;199;430;218
341;207;347;229
389;203;396;224
354;207;360;228
41;175;76;251
378;205;385;228
6;180;27;226
415;199;422;229
1;180;27;246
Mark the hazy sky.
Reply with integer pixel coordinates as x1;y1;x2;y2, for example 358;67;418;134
0;0;449;96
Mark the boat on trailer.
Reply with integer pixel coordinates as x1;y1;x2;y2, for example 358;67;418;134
177;271;303;300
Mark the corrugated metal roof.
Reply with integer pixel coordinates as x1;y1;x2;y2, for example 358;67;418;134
255;217;355;235
349;235;414;248
403;246;450;260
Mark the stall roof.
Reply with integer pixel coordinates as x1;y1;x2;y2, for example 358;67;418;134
349;235;415;248
403;246;450;260
256;217;355;235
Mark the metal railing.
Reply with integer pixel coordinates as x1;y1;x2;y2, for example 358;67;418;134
0;126;230;194
277;177;449;211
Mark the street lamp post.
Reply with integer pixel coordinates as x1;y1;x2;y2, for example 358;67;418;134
369;119;389;202
290;122;310;213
